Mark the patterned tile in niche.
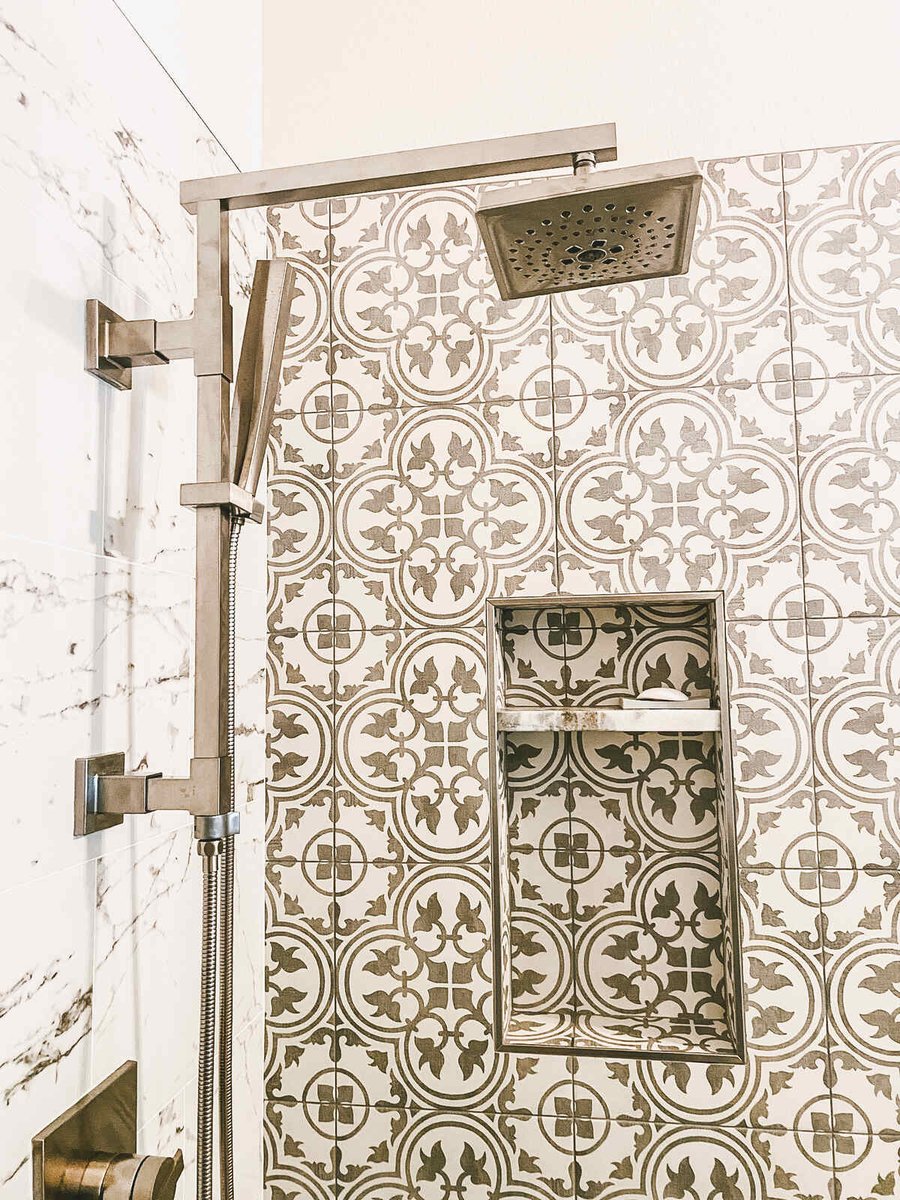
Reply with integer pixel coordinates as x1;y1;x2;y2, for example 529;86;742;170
500;606;568;707
551;154;790;395
506;730;571;855
509;848;577;1019
567;731;719;856
726;620;817;869
333;400;557;630
333;627;489;863
576;868;830;1130
554;386;801;620
798;373;900;618
808;616;900;870
333;858;567;1116
785;141;900;380
571;852;728;1048
573;1120;835;1200
819;868;900;1132
329;186;552;409
560;601;712;707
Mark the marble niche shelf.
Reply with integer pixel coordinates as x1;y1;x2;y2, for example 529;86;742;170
486;591;746;1064
496;707;722;733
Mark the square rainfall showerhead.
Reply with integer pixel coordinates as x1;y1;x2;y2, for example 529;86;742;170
476;157;702;300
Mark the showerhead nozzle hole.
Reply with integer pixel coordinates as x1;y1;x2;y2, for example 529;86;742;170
610;245;624;254
582;204;593;212
604;202;615;211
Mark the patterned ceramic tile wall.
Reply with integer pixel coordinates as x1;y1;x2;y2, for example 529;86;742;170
267;143;900;1198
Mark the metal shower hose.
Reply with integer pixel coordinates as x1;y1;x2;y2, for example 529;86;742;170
196;513;243;1200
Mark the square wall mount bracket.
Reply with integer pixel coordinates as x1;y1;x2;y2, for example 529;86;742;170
74;752;126;837
85;300;134;391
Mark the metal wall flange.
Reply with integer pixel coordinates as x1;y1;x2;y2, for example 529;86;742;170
32;1061;185;1200
74;753;127;836
85;300;194;391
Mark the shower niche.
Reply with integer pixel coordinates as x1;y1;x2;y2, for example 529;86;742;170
486;593;745;1063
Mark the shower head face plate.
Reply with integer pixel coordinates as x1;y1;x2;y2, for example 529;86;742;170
476;157;702;300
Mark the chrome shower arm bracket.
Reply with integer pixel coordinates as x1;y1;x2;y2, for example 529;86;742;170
74;753;231;836
85;299;195;391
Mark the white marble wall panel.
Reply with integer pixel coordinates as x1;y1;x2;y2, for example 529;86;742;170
0;0;266;1192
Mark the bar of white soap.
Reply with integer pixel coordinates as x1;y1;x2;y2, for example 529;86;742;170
620;687;710;709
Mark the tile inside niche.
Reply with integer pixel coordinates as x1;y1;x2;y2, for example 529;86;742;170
499;607;567;706
562;601;713;707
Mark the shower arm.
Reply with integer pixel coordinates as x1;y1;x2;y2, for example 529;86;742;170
77;123;618;828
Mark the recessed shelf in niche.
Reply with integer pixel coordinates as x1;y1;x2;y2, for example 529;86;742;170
497;706;721;733
486;592;745;1063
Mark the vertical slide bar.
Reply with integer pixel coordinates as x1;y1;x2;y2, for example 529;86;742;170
192;201;234;769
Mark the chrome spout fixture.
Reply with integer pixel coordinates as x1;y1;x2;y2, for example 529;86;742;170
475;156;703;299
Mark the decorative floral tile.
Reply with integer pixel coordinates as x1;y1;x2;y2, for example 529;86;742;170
559;601;712;707
264;1099;337;1200
554;386;802;620
505;731;571;855
500;607;568;707
334;1107;575;1200
807;616;900;870
551;154;790;395
509;849;577;1018
819;869;900;1133
829;1127;900;1198
725;620;817;869
332;627;489;863
797;373;900;618
264;855;336;1111
567;732;719;857
329;186;552;409
266;615;334;856
569;868;830;1130
332;859;568;1117
785;141;900;380
333;400;557;630
268;199;332;406
573;1120;835;1200
571;852;728;1036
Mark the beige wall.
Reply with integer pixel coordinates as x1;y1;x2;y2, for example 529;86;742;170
263;0;900;168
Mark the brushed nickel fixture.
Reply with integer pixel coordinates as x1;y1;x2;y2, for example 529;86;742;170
476;156;702;299
32;1062;183;1200
76;121;709;1200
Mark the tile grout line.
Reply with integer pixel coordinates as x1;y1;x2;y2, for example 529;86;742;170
782;150;839;1186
